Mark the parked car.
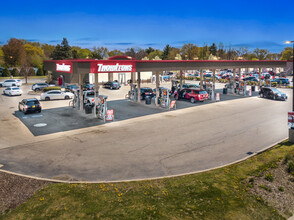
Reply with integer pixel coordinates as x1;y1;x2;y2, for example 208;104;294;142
3;86;23;96
174;88;208;103
138;87;154;100
180;84;200;89
103;81;121;90
259;87;287;101
66;84;79;92
40;90;74;101
204;73;220;80
84;84;95;90
0;79;22;87
32;83;49;92
271;78;290;86
83;90;95;104
243;76;259;82
18;98;42;114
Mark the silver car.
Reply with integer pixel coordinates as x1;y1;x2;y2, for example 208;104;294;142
40;90;74;101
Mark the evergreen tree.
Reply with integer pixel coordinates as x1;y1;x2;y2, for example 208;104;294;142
11;68;19;76
50;38;72;60
162;44;171;60
37;68;44;76
209;43;217;56
2;67;10;77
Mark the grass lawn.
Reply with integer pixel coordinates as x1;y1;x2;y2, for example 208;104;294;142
1;141;294;220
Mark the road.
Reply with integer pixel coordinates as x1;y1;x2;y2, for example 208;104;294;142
0;80;292;182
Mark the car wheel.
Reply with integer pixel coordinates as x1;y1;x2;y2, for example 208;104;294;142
0;84;2;87
273;95;276;100
23;108;27;114
45;97;50;101
65;95;69;99
110;87;113;90
260;93;264;98
9;93;12;97
18;106;21;111
38;110;42;113
190;97;195;103
35;88;40;92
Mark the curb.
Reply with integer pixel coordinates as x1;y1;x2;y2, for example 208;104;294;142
0;138;288;184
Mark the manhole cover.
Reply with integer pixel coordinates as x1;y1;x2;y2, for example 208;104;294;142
33;123;47;127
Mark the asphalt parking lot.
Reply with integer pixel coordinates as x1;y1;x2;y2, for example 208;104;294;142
0;78;290;182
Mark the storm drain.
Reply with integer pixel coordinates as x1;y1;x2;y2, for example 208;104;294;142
247;151;254;155
33;123;47;128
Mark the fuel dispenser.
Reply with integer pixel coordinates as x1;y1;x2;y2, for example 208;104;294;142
171;80;179;95
265;79;271;87
159;88;170;108
204;79;213;99
96;95;108;122
127;84;138;102
239;81;246;96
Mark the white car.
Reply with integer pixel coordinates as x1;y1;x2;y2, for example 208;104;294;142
40;90;74;101
3;87;23;96
0;79;22;87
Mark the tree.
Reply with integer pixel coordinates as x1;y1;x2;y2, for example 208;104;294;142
50;38;72;60
167;47;181;60
162;44;171;60
253;48;269;60
11;68;19;76
148;50;163;60
108;49;123;57
71;47;92;59
199;45;210;60
217;42;226;60
280;47;293;60
24;44;44;57
92;46;109;59
37;68;44;76
181;44;199;60
2;38;26;67
0;47;4;66
2;67;10;77
125;47;146;60
41;44;55;58
209;43;217;56
145;47;155;54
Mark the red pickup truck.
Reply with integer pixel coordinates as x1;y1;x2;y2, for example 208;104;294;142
174;88;208;103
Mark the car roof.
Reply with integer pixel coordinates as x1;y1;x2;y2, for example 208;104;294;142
46;90;61;92
185;88;205;91
9;86;20;88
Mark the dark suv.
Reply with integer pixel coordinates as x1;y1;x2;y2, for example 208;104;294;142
103;81;121;90
18;98;42;114
259;87;287;101
271;78;290;86
139;87;154;100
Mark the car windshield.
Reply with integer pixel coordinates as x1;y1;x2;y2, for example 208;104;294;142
86;92;94;96
199;91;207;94
27;100;39;105
188;84;199;88
271;88;282;93
142;88;153;93
12;88;20;90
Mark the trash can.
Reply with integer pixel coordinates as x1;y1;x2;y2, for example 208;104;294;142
85;103;93;114
145;96;152;105
223;88;227;94
251;85;255;92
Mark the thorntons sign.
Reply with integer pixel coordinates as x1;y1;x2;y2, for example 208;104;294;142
56;62;72;73
91;61;135;73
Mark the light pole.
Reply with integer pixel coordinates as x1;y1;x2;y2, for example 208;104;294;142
284;41;294;111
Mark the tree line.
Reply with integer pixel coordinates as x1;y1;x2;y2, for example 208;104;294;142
0;38;293;77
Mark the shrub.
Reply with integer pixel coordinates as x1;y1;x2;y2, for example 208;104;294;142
42;86;61;92
2;67;10;77
28;68;35;76
287;160;294;174
11;68;19;76
259;185;272;192
36;68;44;76
265;173;274;182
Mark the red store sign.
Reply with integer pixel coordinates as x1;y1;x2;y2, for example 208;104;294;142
90;61;136;73
56;61;73;73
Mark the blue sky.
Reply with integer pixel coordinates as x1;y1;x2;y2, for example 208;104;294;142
0;0;293;52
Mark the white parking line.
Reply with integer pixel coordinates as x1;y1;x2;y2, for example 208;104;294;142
22;115;43;119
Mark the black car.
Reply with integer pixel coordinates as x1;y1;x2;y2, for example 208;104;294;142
259;87;287;101
138;87;154;100
103;81;121;90
18;98;42;114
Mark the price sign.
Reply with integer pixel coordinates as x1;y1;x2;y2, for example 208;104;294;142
106;109;114;121
288;112;294;127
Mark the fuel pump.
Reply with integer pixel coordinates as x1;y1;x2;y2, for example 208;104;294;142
204;79;213;99
128;84;138;102
239;81;246;96
96;95;108;122
265;79;271;87
160;88;170;108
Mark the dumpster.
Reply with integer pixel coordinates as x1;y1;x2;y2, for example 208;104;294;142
223;88;227;94
145;96;152;105
85;103;93;114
